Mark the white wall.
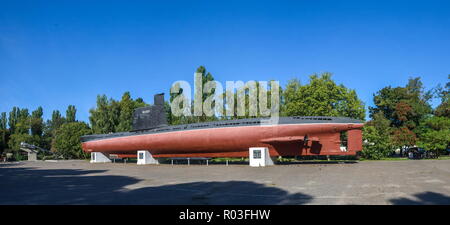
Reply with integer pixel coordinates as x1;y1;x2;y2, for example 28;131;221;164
249;147;274;167
137;150;160;165
90;152;111;163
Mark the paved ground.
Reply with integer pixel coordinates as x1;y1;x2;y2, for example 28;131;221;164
1;160;450;205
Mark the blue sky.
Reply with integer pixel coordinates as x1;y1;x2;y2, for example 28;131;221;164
1;0;449;122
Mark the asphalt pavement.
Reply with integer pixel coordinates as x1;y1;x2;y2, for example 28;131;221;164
1;159;449;204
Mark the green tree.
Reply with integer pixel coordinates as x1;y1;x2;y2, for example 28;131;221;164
169;66;218;125
9;108;31;137
282;73;366;120
0;112;8;153
369;77;433;149
7;133;37;151
66;105;77;122
29;107;45;149
108;99;121;131
369;77;432;130
0;129;8;153
6;107;46;156
134;97;147;109
281;78;301;117
90;95;115;134
16;108;30;134
362;126;391;159
41;110;66;150
197;66;219;122
391;126;417;149
49;110;65;132
117;92;134;132
90;92;148;133
30;106;44;137
362;112;394;159
417;116;450;155
53;122;92;159
0;112;7;130
222;80;282;120
434;75;449;117
197;66;215;103
8;107;19;134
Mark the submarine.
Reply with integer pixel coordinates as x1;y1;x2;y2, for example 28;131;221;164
81;94;364;158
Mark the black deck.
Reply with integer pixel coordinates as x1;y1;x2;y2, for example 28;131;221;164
81;116;363;142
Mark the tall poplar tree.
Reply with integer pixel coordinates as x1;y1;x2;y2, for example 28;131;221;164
66;105;77;123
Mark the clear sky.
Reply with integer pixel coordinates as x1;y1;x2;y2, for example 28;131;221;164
1;0;449;122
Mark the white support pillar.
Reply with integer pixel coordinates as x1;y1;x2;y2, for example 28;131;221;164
137;150;159;165
90;152;111;163
249;147;274;167
27;152;37;161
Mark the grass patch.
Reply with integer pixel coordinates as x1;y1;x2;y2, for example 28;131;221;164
210;157;248;163
363;157;409;161
425;155;450;160
360;155;450;161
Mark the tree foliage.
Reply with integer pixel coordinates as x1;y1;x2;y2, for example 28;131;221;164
1;112;7;130
89;92;147;134
7;108;31;151
8;133;38;152
168;66;218;125
40;110;65;150
362;112;394;159
30;107;44;137
8;107;19;134
0;112;8;153
48;110;65;133
369;77;432;130
52;122;92;159
417;116;450;154
368;77;434;151
17;108;31;134
221;80;282;120
66;105;77;123
282;73;365;120
362;126;392;159
391;126;417;148
434;75;449;117
117;92;135;132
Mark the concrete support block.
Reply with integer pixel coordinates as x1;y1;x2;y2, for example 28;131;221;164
90;152;111;163
27;152;37;161
249;147;274;167
137;150;159;165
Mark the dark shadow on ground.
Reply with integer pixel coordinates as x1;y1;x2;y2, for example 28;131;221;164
0;167;313;205
389;192;450;205
0;162;24;167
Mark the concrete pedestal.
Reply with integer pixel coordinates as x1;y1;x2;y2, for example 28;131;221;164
27;152;37;161
137;150;159;165
249;147;274;167
90;152;111;163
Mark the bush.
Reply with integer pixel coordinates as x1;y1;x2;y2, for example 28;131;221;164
417;116;450;156
53;122;92;159
361;126;394;160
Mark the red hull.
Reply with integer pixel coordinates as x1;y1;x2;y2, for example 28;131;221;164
82;123;363;158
